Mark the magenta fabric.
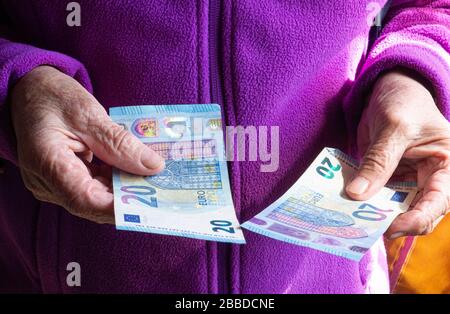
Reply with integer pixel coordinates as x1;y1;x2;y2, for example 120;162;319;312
0;0;449;293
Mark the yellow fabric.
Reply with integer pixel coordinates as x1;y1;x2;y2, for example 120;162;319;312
386;215;450;294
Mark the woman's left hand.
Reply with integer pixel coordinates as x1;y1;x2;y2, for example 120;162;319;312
345;70;450;239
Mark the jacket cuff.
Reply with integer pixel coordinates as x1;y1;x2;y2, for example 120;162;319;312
0;40;92;164
344;35;450;155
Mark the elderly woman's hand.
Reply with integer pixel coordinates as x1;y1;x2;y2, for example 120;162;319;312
346;70;450;239
10;66;164;224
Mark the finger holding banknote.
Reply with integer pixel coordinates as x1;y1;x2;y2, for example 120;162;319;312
346;69;450;238
10;66;164;224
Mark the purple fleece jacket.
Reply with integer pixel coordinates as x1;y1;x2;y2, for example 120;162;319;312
0;0;449;293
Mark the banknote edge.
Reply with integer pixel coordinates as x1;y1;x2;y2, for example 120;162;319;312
241;221;362;262
116;224;246;244
109;104;221;117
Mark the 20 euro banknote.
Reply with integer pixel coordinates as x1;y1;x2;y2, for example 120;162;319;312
242;147;418;261
110;104;245;244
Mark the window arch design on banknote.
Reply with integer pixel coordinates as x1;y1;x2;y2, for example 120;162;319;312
144;159;223;190
267;195;369;239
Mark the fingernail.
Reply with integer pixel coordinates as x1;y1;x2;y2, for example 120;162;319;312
347;176;370;195
141;149;164;170
389;232;406;240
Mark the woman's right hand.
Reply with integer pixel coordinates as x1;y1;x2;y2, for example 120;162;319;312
10;66;164;224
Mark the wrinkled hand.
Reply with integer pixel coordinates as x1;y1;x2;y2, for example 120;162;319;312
11;66;164;224
346;70;450;239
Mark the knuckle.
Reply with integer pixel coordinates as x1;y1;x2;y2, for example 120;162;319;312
362;147;392;174
40;150;71;184
110;125;131;150
38;150;87;198
377;109;412;139
413;212;434;235
74;101;105;130
384;111;405;128
100;123;136;155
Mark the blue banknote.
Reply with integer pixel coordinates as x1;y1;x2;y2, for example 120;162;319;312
242;148;418;261
110;104;245;244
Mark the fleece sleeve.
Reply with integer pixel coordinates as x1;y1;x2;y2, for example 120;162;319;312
344;0;450;151
0;34;92;164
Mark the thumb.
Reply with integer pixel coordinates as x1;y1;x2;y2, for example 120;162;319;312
81;116;165;175
346;137;407;201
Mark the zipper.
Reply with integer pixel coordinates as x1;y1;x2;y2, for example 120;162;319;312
208;0;229;294
209;0;224;106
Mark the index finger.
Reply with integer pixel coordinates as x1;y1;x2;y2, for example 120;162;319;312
46;147;115;224
387;168;450;238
